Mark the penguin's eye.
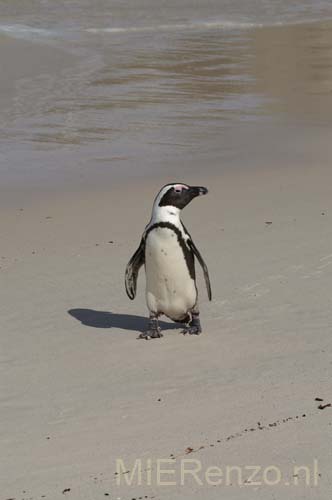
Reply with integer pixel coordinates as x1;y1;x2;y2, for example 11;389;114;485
174;187;182;193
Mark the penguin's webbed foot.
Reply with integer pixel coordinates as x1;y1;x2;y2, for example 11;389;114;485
139;329;163;340
182;313;202;335
182;325;202;335
139;316;163;340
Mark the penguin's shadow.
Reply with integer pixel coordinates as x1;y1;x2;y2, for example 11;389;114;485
68;308;180;333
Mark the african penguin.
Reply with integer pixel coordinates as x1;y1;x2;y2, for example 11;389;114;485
125;183;212;339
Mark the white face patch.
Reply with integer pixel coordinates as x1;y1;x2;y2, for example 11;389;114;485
151;183;190;223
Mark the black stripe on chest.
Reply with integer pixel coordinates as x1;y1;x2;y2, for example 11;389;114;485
145;222;195;280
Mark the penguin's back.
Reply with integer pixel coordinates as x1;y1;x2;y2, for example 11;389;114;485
145;225;197;321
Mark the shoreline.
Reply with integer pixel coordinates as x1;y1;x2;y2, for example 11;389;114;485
1;18;332;197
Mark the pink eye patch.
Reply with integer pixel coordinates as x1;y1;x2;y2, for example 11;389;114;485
174;184;188;193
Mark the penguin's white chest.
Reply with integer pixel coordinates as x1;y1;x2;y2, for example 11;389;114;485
145;227;197;320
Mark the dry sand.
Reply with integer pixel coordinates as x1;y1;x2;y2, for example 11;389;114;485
1;163;332;499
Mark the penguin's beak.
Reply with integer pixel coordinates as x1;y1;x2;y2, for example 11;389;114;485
189;186;208;198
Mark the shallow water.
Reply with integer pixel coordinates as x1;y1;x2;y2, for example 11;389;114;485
1;1;332;190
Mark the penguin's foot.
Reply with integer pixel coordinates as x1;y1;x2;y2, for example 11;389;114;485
182;325;201;335
182;313;202;335
139;317;163;340
139;328;163;340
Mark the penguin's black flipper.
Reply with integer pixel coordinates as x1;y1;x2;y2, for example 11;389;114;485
187;238;212;301
125;239;145;300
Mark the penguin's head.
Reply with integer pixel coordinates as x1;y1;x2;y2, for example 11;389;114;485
153;183;208;215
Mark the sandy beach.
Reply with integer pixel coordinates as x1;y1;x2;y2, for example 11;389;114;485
1;162;332;499
1;1;332;498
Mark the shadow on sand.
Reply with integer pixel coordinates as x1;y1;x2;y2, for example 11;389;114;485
68;308;180;333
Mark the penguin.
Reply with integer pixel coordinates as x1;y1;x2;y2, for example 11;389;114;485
125;183;212;339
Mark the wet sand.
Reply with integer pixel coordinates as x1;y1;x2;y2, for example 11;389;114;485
0;33;77;119
1;162;332;499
